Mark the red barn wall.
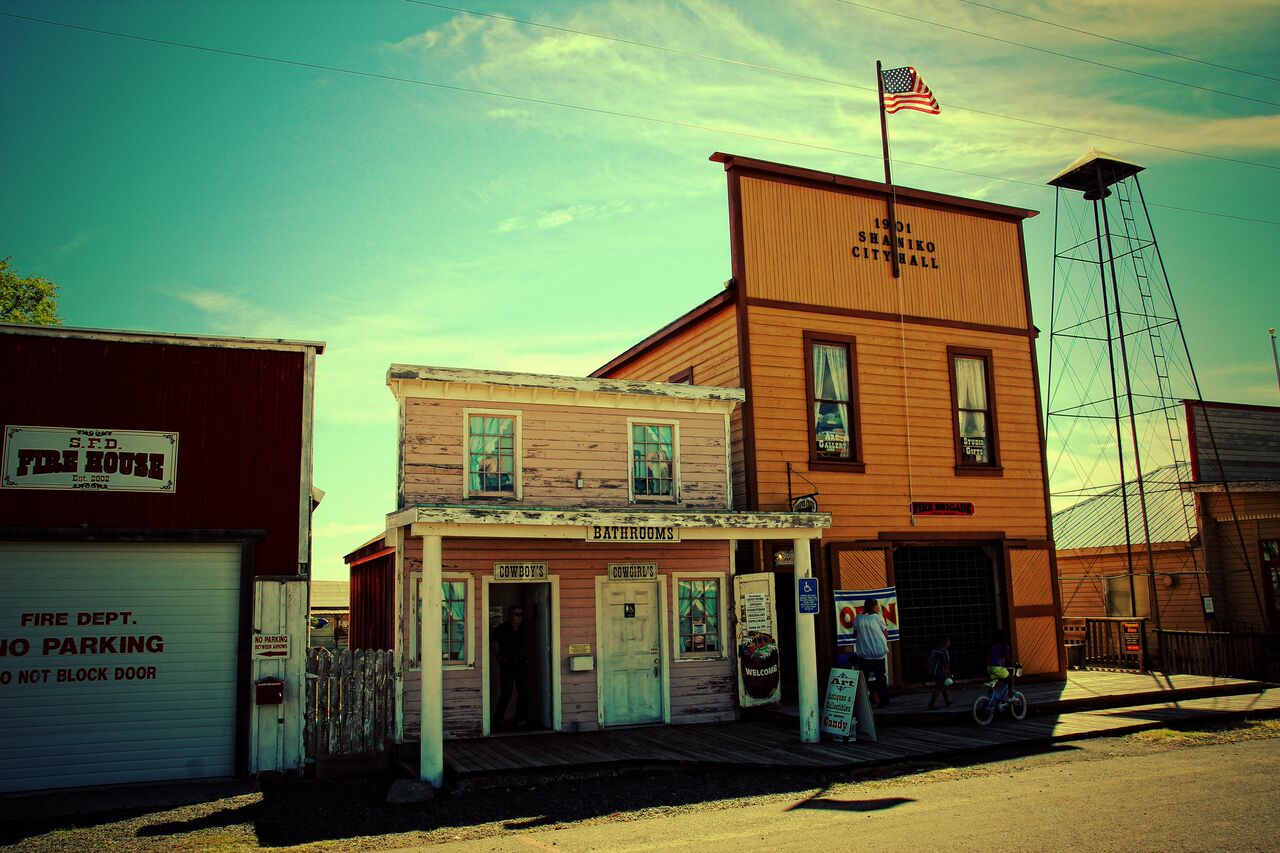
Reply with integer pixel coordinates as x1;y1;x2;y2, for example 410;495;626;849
0;334;307;576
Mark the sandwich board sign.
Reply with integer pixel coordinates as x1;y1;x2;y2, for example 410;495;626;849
820;667;878;743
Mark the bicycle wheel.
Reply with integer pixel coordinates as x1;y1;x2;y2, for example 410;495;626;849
1009;691;1028;721
972;694;995;726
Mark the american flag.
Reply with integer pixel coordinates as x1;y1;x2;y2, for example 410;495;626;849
881;66;940;115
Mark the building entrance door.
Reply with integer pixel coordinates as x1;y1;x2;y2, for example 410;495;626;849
599;581;663;726
893;545;1000;682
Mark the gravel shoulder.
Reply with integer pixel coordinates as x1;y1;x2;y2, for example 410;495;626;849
3;719;1278;853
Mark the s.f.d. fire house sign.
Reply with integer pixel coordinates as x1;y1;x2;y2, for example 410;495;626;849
2;426;178;493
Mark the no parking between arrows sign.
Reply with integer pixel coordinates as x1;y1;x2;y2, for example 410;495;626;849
252;634;290;660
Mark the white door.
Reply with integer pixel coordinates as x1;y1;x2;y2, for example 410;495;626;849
0;541;242;793
600;582;662;726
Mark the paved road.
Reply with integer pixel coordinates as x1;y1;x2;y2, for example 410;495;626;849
404;738;1279;853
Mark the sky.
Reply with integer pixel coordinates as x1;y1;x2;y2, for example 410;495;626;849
3;0;1278;580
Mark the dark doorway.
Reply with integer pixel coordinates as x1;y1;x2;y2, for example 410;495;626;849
488;582;553;732
773;567;798;702
893;545;1000;682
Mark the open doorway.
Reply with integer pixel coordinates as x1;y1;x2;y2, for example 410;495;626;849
893;544;1002;682
487;582;554;733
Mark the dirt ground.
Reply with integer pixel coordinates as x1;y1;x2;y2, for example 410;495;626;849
3;719;1278;852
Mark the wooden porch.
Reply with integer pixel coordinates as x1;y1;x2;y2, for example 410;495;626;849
439;671;1276;779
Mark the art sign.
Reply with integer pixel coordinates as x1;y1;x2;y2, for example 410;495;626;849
834;587;899;646
2;426;178;493
820;667;860;739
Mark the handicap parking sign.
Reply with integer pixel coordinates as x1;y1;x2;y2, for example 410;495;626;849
797;577;820;615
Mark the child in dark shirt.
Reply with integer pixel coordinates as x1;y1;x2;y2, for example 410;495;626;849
927;635;953;710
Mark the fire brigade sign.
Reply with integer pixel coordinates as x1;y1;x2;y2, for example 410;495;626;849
2;426;178;492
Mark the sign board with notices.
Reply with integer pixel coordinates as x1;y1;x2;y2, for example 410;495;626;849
820;667;877;743
733;572;781;709
796;577;820;615
1122;621;1142;653
252;634;290;660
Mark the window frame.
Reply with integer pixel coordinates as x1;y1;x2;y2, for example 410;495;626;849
803;331;865;473
627;417;681;503
947;346;1002;476
671;572;729;662
668;366;694;385
462;408;523;500
408;570;475;671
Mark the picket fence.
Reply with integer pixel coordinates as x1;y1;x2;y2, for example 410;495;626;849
304;647;398;761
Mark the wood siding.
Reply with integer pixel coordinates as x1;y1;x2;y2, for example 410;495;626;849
0;334;309;576
738;175;1028;330
1056;543;1208;631
401;537;734;739
1188;402;1280;482
1201;492;1280;628
745;305;1048;540
602;305;747;509
401;398;729;510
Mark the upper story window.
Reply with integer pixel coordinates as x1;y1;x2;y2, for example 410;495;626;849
465;410;522;499
804;332;864;472
949;347;1001;474
629;420;679;501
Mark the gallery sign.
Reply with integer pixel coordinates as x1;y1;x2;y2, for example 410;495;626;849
2;426;178;493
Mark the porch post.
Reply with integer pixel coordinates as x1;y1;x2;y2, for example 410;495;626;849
794;537;819;743
420;534;444;787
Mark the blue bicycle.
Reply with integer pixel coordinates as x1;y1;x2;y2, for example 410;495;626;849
972;663;1027;725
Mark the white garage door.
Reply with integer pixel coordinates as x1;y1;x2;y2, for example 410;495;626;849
0;541;242;793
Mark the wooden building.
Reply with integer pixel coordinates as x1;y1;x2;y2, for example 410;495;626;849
1185;400;1280;631
1054;463;1210;639
346;365;828;785
594;153;1064;688
0;323;322;793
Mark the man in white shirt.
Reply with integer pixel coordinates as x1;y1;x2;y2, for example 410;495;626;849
854;598;892;707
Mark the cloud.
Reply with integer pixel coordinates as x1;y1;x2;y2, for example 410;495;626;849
492;200;635;233
53;231;90;258
378;0;1280;194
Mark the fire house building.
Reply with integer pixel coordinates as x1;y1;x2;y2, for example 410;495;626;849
0;324;322;793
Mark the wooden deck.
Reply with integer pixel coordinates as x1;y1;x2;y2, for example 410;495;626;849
441;672;1277;779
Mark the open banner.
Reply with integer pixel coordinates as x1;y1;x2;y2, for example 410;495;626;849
834;587;899;646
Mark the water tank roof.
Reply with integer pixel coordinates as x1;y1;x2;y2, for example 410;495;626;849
1047;148;1144;193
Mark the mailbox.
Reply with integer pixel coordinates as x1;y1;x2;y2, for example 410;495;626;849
255;677;285;705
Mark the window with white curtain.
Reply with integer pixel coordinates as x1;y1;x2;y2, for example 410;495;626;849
804;333;861;467
950;349;999;469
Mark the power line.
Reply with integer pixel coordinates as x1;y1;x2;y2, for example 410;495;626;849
3;11;1278;228
955;0;1280;84
831;0;1280;108
402;1;1279;173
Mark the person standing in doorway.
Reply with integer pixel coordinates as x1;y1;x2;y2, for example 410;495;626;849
492;605;529;729
854;598;891;707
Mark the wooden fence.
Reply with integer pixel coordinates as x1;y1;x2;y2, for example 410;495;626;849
304;647;397;761
1157;629;1279;681
1083;617;1148;671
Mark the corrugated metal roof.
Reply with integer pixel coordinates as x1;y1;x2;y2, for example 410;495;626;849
1053;463;1196;550
310;580;349;611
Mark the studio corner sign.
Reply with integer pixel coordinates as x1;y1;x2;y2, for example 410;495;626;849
2;426;178;493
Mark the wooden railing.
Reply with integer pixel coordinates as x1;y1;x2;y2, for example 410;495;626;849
1157;630;1278;681
1084;617;1148;671
304;647;398;761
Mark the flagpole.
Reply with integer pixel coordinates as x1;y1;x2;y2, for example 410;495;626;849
876;60;902;279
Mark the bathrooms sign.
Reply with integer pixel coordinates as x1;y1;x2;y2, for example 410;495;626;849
585;525;679;543
2;426;178;493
